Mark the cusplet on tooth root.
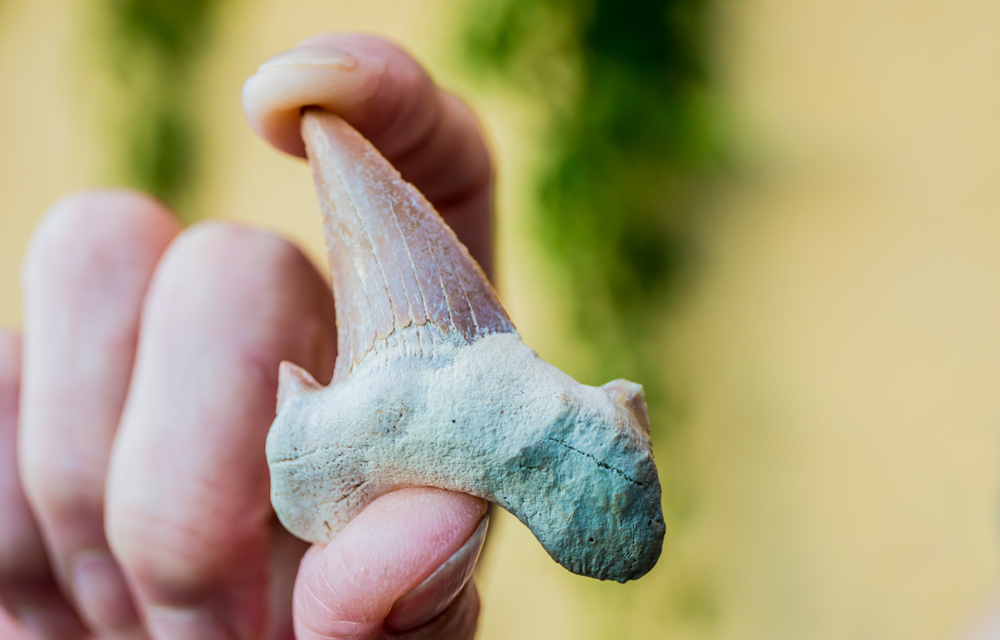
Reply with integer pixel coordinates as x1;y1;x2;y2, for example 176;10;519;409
266;109;665;582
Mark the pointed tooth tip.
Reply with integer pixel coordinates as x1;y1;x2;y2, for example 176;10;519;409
301;109;364;164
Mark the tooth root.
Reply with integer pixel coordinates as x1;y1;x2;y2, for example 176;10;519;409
301;110;515;378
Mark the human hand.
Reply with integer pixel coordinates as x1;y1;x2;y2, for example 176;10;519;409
0;34;493;640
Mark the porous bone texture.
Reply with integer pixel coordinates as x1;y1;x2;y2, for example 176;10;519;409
266;111;665;582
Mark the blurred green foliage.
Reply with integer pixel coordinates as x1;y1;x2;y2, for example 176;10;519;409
465;0;719;388
97;0;224;215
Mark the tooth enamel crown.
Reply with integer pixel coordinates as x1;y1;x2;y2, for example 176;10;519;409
266;110;665;583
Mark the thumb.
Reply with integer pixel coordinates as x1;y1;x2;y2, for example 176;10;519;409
293;488;487;640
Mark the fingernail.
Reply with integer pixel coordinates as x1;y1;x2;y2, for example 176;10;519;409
71;549;140;631
146;606;237;640
386;514;488;632
257;47;359;72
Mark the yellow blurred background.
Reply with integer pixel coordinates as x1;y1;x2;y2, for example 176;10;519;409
3;0;1000;639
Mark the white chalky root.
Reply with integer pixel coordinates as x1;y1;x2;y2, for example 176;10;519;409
266;110;665;582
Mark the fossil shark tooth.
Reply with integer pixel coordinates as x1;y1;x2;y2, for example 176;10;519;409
266;109;665;582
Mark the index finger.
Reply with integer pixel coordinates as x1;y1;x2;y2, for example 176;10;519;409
242;34;494;273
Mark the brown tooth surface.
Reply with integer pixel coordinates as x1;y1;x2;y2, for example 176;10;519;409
301;110;515;379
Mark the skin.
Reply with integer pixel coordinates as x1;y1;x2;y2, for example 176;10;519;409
0;34;492;640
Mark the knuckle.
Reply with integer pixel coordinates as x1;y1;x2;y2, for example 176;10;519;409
170;221;297;274
22;189;177;297
154;222;309;304
174;219;258;249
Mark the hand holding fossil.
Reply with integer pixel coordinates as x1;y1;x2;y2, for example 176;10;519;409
0;34;500;640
